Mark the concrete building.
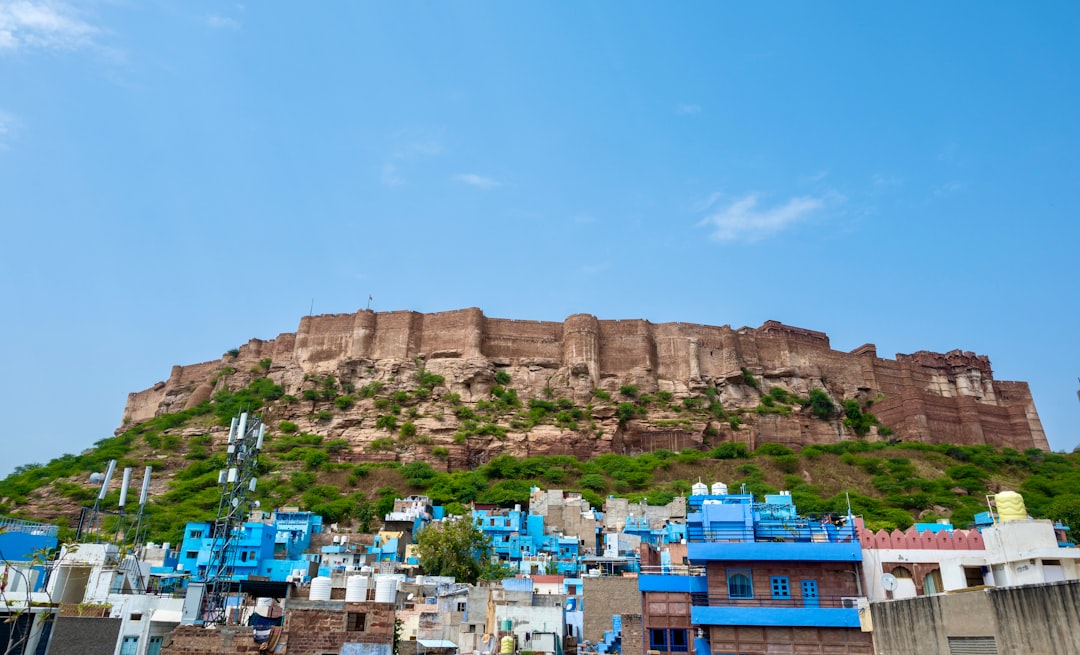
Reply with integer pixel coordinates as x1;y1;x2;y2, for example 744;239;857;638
870;579;1080;655
639;492;871;655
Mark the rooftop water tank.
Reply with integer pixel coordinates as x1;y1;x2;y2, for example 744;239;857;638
711;482;728;495
309;576;332;601
345;575;370;602
995;491;1027;522
374;576;397;603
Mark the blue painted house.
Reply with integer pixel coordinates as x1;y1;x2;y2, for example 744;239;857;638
175;509;322;583
638;491;872;655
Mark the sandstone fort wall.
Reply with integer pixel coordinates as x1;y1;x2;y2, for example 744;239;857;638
122;307;1048;452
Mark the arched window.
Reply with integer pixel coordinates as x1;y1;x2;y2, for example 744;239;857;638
727;570;753;599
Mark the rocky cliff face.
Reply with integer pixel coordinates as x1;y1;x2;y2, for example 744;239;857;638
122;308;1048;469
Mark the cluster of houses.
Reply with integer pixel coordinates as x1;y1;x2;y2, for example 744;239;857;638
2;483;1080;655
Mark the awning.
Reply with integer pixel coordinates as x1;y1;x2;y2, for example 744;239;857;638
418;640;458;649
150;609;182;623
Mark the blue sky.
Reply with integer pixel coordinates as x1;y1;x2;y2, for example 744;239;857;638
1;2;1077;477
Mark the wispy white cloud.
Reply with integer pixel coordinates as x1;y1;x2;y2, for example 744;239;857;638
454;173;499;189
800;170;829;184
675;103;702;115
934;181;964;197
0;1;98;53
206;14;240;30
377;128;445;186
871;173;902;189
380;163;404;187
697;193;826;243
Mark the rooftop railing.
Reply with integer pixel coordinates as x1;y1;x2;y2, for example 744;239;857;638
690;592;863;609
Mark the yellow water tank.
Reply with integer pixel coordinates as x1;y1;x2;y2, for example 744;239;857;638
500;636;515;654
995;491;1027;522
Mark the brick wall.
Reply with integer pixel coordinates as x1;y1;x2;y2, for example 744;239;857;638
582;577;640;643
283;600;395;655
620;614;642;655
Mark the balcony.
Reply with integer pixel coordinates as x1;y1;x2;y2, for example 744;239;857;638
689;594;864;628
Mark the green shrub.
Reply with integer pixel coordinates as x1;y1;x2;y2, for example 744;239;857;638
741;367;760;389
359;381;384;398
593;389;611;401
314;410;334;422
710;443;750;459
432;446;449;459
279;420;298;433
375;415;398;431
494;370;511;385
369;438;396;451
335;395;356;410
400;422;418;438
619;385;638;398
755;443;794;457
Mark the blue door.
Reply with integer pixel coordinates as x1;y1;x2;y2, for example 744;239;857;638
147;636;164;655
801;580;819;608
119;636;139;655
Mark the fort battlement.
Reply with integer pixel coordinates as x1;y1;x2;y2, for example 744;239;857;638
123;308;1048;454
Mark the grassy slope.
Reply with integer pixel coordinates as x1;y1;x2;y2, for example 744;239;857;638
3;377;1079;545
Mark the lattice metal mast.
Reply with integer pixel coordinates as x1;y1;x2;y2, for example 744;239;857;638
203;411;264;624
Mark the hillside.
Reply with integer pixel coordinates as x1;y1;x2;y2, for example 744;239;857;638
0;307;1067;544
2;371;1079;546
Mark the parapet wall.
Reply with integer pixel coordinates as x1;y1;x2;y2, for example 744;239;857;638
122;307;1048;452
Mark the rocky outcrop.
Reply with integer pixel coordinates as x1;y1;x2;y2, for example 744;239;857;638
121;308;1049;468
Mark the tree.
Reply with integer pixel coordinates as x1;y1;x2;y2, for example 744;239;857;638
414;518;494;584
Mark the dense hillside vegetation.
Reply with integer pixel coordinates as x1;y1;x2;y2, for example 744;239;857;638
2;371;1079;546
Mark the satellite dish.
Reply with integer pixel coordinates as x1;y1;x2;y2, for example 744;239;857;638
881;573;899;591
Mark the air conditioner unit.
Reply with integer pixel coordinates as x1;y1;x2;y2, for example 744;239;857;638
840;597;861;609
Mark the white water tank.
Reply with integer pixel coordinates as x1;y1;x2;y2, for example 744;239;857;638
374;576;397;603
309;576;333;601
711;482;728;495
345;575;371;602
691;481;708;495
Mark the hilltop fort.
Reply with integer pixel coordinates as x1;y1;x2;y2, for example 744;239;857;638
123;307;1048;466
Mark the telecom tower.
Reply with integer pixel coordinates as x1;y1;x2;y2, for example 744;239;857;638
201;411;265;624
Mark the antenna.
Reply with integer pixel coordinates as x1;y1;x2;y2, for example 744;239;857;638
202;411;265;625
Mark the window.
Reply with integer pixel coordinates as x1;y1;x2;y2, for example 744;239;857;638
670;629;689;653
346;612;367;632
190;530;203;539
129;613;143;621
649;629;667;651
924;569;943;595
456;602;467;612
770;576;790;599
185;551;198;559
727;570;753;599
